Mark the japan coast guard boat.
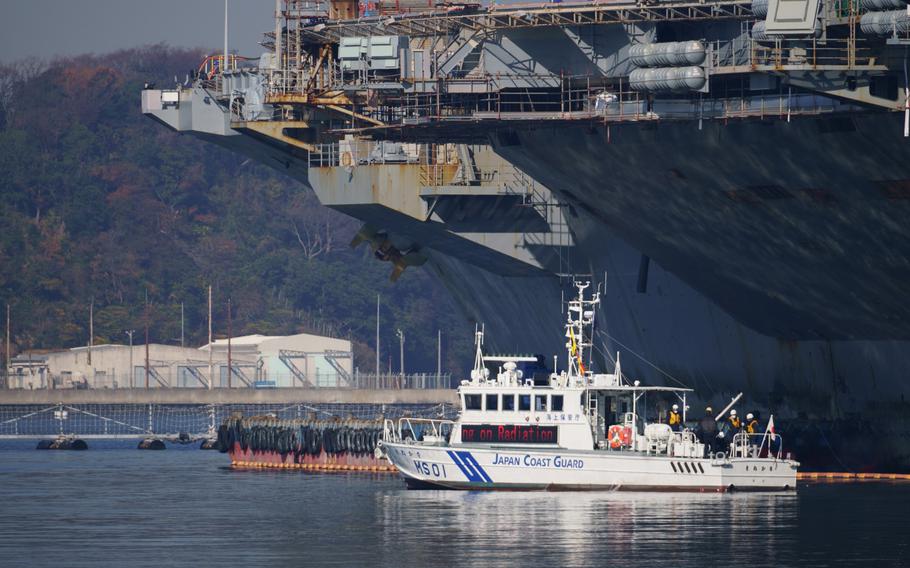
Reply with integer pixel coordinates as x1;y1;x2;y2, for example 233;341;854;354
380;282;799;492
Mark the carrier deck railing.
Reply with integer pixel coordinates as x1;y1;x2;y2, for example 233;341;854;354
290;0;755;43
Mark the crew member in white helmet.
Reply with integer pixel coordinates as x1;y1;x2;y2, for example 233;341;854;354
668;404;682;432
746;413;759;435
728;409;742;431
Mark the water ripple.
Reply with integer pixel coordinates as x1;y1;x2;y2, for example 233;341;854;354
0;442;907;567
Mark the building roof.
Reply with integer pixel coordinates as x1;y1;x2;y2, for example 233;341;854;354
69;344;126;352
69;343;192;353
203;334;278;348
198;332;349;351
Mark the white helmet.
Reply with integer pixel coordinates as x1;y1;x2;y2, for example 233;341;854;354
672;404;679;411
730;409;737;416
746;413;754;420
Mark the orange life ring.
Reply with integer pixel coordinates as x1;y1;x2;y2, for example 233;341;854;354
608;425;624;449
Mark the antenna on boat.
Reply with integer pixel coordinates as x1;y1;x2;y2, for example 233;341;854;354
470;323;488;382
564;280;602;382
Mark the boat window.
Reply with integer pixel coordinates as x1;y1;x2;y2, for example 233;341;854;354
503;394;516;411
534;395;547;412
464;394;482;411
485;394;499;411
551;395;564;412
519;394;531;411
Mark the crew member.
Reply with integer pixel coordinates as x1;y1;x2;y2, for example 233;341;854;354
728;409;742;431
746;413;759;435
698;406;717;453
668;404;682;432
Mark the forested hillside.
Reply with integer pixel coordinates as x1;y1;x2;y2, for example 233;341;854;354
0;47;472;374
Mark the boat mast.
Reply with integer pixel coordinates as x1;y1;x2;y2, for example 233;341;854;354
470;324;486;382
565;281;600;381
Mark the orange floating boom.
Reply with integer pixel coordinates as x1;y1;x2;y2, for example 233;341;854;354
798;472;910;481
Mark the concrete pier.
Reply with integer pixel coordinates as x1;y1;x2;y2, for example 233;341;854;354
0;388;458;406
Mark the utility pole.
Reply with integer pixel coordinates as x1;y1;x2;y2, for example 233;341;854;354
375;294;380;376
180;302;185;348
227;298;232;389
224;0;229;71
125;330;135;388
144;293;150;390
396;328;405;380
5;304;10;389
208;286;213;389
88;298;95;368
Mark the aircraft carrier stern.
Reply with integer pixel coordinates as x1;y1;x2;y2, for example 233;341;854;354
142;0;910;471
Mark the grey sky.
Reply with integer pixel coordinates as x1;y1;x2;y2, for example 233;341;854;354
0;1;275;63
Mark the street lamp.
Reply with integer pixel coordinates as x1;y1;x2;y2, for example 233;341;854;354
124;330;135;389
396;328;405;382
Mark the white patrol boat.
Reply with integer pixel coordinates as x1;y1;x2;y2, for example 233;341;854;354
380;282;800;492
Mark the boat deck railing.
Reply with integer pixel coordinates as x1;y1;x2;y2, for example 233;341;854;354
383;417;455;444
729;431;786;460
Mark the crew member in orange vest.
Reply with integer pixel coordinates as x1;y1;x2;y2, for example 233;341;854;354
728;409;742;431
668;404;682;432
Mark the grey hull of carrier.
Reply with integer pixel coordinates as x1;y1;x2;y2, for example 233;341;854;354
142;0;910;470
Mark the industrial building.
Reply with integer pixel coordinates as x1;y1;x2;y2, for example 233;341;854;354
201;333;353;388
6;332;352;389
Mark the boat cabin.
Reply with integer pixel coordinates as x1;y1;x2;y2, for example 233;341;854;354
453;351;703;458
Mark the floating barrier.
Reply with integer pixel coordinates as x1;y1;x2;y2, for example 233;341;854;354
170;432;195;445
798;472;910;481
137;439;166;450
216;415;393;472
36;437;88;450
230;460;397;473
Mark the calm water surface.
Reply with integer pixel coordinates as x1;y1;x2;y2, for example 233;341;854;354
0;440;908;567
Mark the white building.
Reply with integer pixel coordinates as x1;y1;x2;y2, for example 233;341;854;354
8;344;210;389
8;332;352;389
200;333;353;388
